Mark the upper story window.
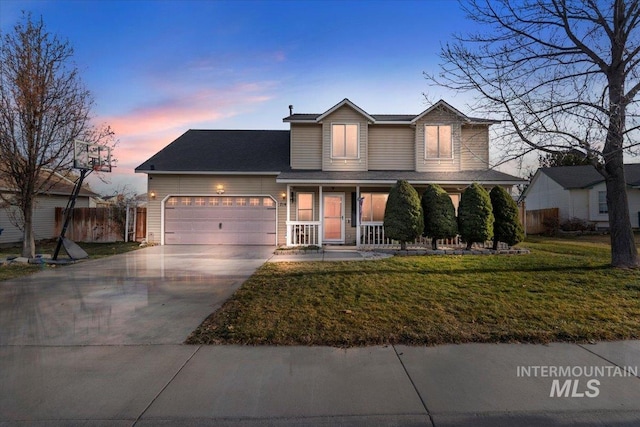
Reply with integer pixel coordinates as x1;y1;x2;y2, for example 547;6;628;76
425;125;452;159
332;124;359;159
598;191;608;214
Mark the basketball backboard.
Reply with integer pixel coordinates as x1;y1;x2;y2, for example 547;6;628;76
73;140;112;172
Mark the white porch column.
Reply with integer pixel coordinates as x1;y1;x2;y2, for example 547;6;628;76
286;184;291;246
318;185;323;246
355;185;360;247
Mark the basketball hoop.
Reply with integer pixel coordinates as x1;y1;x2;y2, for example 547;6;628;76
74;140;112;173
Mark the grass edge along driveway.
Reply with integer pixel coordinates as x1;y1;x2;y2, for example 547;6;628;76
187;236;640;347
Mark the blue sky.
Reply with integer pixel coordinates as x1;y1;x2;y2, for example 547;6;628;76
1;0;482;195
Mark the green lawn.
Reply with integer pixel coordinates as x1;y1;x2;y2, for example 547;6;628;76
186;235;640;346
0;240;142;281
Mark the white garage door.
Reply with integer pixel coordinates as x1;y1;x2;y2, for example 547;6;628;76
164;196;276;245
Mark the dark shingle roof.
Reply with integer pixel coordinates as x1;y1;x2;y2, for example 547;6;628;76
135;130;291;173
277;170;525;184
540;164;640;188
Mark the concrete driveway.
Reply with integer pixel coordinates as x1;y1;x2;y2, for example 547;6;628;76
2;246;640;426
0;245;275;345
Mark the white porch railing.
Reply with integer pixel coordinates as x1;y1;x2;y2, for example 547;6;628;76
358;223;505;250
287;221;321;246
285;221;509;249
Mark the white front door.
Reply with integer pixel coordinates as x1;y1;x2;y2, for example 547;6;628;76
323;193;344;243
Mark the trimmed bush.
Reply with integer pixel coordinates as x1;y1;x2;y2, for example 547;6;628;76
421;184;458;250
490;186;524;249
458;183;494;250
383;180;424;250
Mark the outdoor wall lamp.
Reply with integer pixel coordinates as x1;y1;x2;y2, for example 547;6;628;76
149;191;156;200
281;192;287;200
216;184;225;194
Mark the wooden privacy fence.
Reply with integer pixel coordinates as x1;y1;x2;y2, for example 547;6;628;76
526;208;559;234
55;206;147;243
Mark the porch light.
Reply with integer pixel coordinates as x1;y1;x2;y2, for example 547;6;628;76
281;192;287;200
149;191;156;200
216;184;225;194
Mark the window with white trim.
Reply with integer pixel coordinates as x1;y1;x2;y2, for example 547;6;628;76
332;124;359;158
361;193;388;222
297;193;314;221
425;125;452;159
598;191;608;214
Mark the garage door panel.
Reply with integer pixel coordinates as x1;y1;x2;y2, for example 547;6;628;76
164;196;276;245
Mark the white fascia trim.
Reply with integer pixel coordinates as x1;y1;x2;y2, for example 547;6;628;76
371;121;412;125
136;170;281;175
283;119;317;123
277;179;525;185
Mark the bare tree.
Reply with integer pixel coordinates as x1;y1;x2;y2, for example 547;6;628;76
428;0;640;267
0;13;114;258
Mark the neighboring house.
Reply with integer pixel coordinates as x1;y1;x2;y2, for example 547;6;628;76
0;172;98;245
523;164;640;229
135;98;524;247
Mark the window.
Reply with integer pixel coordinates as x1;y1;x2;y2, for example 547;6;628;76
195;197;205;206
236;198;246;206
361;193;388;222
263;197;275;207
297;193;314;221
222;197;233;206
209;197;219;206
332;124;359;158
249;197;260;206
598;191;608;214
181;197;192;206
425;125;452;159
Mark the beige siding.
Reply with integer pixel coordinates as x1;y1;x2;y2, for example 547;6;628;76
460;125;490;170
368;125;414;170
0;194;89;244
146;174;287;245
322;105;368;171
290;124;322;169
414;107;461;172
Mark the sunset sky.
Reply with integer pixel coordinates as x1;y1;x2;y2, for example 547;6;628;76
1;0;483;195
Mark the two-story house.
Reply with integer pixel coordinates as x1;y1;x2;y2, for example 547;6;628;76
135;98;524;247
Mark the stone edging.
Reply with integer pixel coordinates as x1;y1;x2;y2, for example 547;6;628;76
375;248;530;256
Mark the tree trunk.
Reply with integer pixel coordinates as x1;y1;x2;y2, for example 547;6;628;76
400;241;407;250
466;241;472;250
21;200;35;258
432;237;438;250
493;238;498;251
605;162;638;267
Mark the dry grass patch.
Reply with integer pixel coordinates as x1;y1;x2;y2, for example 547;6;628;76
187;236;640;346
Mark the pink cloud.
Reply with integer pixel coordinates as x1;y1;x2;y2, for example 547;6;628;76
99;82;275;170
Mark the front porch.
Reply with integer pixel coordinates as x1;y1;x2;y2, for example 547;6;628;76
282;183;487;249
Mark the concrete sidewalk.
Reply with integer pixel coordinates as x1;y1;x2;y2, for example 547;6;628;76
1;341;639;425
269;248;392;262
1;246;640;425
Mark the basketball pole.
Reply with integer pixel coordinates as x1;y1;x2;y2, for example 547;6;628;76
52;168;89;260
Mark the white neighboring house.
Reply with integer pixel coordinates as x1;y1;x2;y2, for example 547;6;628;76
523;164;640;229
0;172;98;245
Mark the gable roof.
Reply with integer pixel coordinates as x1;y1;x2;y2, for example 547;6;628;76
283;98;499;125
530;164;640;191
0;170;97;197
316;98;376;122
135;130;291;174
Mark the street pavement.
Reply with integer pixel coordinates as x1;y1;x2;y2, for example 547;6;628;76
1;245;639;426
